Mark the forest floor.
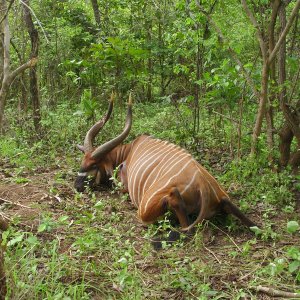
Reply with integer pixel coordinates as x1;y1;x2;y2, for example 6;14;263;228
1;157;300;299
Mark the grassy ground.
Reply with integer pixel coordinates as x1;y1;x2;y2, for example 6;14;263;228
1;151;300;299
1;102;300;299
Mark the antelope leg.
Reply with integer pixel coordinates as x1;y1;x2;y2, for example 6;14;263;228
166;187;190;228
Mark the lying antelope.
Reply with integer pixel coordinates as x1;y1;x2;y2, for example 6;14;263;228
75;94;256;234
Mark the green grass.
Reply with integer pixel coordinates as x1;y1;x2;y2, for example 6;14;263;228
2;170;299;299
1;102;300;299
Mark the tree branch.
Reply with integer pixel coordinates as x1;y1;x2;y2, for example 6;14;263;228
255;285;300;298
19;0;49;43
0;0;15;25
241;0;267;60
268;0;280;39
268;0;300;64
8;57;37;86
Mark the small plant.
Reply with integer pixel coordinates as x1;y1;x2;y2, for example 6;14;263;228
263;221;300;282
110;165;125;193
37;215;68;233
251;224;278;241
74;89;99;121
14;177;30;184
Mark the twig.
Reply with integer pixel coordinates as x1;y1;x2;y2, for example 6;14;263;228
212;110;239;124
254;285;300;298
238;264;264;282
209;221;242;252
0;0;15;25
204;245;221;264
0;211;12;222
0;196;32;209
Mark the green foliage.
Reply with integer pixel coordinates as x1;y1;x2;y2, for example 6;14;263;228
2;0;300;298
262;221;300;283
222;157;294;212
287;221;300;233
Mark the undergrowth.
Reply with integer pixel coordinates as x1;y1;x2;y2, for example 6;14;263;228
1;101;300;299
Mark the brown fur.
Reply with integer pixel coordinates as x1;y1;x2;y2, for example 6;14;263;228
76;101;256;236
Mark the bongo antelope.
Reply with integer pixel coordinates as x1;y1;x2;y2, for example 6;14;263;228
75;94;256;232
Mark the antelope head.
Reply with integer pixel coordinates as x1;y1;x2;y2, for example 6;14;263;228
75;93;132;192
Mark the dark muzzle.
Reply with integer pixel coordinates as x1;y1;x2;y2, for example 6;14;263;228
74;172;94;192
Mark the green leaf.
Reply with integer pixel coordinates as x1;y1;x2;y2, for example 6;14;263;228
7;233;24;247
287;221;299;233
15;177;30;184
38;223;47;233
58;215;69;223
250;226;262;235
94;200;103;209
287;247;300;260
26;235;39;245
289;261;300;273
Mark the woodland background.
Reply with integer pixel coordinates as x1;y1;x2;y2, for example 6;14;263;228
0;0;300;299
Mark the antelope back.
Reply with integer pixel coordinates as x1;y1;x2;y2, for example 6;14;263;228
125;135;228;216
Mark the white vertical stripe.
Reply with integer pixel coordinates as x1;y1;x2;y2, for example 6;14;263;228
141;144;178;198
195;165;220;200
128;138;160;182
132;141;170;204
147;150;188;191
181;169;198;195
128;136;151;169
128;139;162;202
126;136;151;205
134;142;177;204
142;159;193;214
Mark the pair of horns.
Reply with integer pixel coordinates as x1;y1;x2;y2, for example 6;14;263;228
82;92;132;159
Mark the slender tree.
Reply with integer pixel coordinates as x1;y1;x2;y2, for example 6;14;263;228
241;0;300;155
278;1;300;170
90;0;101;32
0;0;37;133
23;0;41;133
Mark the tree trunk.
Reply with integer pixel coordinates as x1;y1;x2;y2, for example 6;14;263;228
158;10;165;97
278;2;300;171
0;0;11;133
251;62;269;155
23;0;41;134
279;124;293;167
193;30;201;134
0;217;8;300
265;0;280;161
0;85;9;133
0;0;37;133
145;4;152;102
90;0;101;31
242;0;300;155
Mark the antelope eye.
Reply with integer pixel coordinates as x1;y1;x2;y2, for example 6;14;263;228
90;164;98;171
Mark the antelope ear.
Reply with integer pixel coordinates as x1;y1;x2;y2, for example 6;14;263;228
76;144;85;153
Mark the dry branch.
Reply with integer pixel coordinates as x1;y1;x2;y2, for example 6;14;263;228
269;0;300;64
0;197;32;209
204;246;221;264
254;285;300;298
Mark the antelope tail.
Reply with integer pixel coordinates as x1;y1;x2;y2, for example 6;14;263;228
220;198;257;228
